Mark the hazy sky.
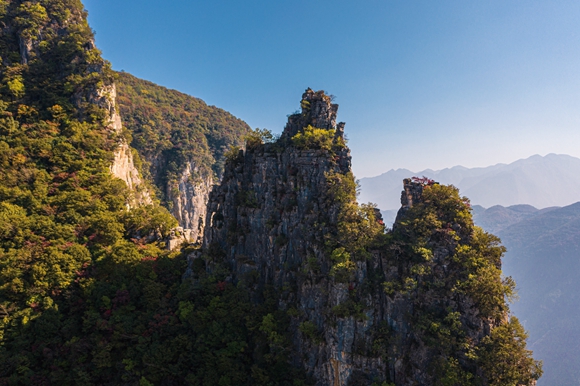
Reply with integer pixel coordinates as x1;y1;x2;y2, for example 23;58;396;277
84;0;580;178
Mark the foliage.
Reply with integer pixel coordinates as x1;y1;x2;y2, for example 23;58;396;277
245;128;276;149
291;125;338;151
331;297;367;320
390;182;541;383
325;171;385;268
478;317;543;385
14;1;49;40
298;321;322;344
0;2;542;383
235;189;259;208
115;71;251;201
0;2;307;385
329;247;355;282
224;144;242;164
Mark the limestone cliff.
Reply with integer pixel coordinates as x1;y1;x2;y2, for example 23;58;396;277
103;84;152;206
202;88;361;384
166;161;212;242
115;71;251;239
75;68;152;206
196;89;541;385
7;0;152;206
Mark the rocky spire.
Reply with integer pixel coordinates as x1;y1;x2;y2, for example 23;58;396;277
281;88;343;140
192;90;541;386
393;178;424;226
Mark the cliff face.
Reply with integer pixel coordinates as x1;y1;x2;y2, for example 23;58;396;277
202;89;361;384
115;72;251;239
198;90;541;385
101;83;152;206
0;0;150;205
167;160;213;242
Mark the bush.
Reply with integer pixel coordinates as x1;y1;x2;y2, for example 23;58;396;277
478;317;543;384
224;145;242;163
298;321;322;343
244;128;275;149
291;125;335;151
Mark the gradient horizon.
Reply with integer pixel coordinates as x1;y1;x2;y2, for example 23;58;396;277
84;0;580;178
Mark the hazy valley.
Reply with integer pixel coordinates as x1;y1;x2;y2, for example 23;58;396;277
0;0;572;385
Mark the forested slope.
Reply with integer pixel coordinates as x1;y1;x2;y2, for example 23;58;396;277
116;71;250;200
0;1;542;385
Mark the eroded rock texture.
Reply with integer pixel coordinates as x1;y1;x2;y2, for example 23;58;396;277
166;161;213;243
194;89;540;385
103;83;152;205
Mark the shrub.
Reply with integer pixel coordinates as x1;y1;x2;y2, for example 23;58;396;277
291;125;335;151
244;128;275;149
224;145;242;163
298;321;322;343
478;317;543;384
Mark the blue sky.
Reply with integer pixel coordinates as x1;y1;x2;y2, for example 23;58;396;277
84;0;580;178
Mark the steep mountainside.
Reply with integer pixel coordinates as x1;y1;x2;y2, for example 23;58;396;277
116;71;251;242
0;1;541;384
360;154;580;210
494;203;580;385
195;89;541;385
0;0;185;383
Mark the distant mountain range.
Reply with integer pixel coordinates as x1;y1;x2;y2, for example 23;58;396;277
360;154;580;210
479;202;580;386
372;158;580;384
471;204;559;234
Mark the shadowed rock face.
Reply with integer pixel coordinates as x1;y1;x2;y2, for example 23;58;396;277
191;89;539;386
201;90;386;385
393;178;424;226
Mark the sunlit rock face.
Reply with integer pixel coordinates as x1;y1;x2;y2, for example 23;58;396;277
167;161;213;243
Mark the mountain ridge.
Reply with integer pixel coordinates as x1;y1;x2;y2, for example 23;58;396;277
359;153;580;210
491;202;580;385
0;1;542;384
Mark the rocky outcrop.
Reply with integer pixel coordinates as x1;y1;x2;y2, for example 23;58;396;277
101;83;153;206
194;89;540;385
108;114;152;204
393;177;424;226
110;141;152;205
78;74;152;205
167;162;212;243
201;89;364;384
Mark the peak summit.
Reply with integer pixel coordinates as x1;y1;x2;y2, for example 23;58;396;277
282;88;345;139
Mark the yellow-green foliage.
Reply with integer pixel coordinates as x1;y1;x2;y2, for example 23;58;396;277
326;170;357;204
326;171;385;259
478;317;543;384
397;184;472;245
244;128;275;149
329;247;355;281
224;144;242;163
14;2;49;40
453;229;515;322
391;182;541;384
292;125;335;151
325;171;385;282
